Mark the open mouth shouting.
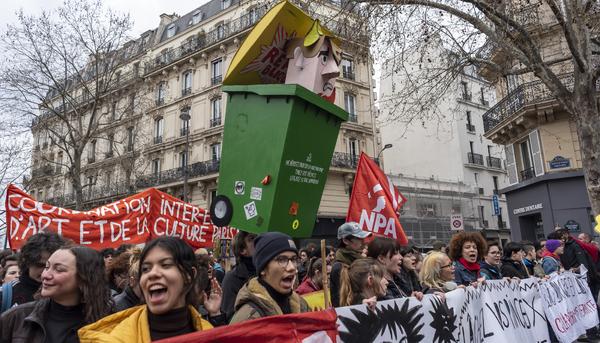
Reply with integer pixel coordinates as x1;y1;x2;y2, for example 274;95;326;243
147;283;169;304
280;274;296;291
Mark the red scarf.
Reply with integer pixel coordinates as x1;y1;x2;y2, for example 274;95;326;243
458;257;481;276
541;249;560;261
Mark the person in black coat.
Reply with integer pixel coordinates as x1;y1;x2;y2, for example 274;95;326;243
220;231;257;321
396;246;423;295
480;241;503;280
549;229;600;339
500;242;529;279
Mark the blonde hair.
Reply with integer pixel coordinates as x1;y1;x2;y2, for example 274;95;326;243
339;258;385;307
419;251;449;290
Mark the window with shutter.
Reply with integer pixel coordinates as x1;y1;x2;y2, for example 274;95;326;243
528;130;544;176
505;144;518;185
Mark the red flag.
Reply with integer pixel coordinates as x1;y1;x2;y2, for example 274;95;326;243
156;309;338;343
346;153;408;245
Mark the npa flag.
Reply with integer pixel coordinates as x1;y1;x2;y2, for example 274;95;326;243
346;153;408;245
5;184;237;250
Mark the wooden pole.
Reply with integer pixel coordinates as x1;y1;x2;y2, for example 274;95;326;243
321;239;330;308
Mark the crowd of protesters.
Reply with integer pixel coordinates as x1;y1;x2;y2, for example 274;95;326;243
0;222;599;342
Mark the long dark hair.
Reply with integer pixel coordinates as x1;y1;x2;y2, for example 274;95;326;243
138;237;199;307
66;246;113;324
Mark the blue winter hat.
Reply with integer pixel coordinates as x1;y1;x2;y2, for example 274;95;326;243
253;232;298;273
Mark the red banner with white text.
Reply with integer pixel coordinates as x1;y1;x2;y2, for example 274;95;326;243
5;184;237;250
346;153;408;245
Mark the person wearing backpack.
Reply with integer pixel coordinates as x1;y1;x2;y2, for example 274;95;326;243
0;232;66;313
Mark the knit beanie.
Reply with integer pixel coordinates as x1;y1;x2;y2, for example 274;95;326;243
546;239;562;253
253;232;298;273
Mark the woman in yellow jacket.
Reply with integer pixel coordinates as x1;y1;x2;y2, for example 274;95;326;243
79;237;217;342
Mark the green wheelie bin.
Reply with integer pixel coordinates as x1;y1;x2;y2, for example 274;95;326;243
210;84;347;238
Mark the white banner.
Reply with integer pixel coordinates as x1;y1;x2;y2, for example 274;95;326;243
335;278;551;342
539;270;599;343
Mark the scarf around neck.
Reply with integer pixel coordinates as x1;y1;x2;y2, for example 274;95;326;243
458;257;481;274
335;248;363;266
541;249;560;261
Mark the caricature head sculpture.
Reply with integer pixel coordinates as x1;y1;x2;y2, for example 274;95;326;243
285;20;341;103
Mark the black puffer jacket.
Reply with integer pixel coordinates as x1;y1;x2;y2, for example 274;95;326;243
561;239;600;286
396;268;422;295
500;258;529;279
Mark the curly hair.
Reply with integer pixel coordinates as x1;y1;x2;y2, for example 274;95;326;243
107;250;133;289
65;246;113;323
19;232;66;272
447;232;487;261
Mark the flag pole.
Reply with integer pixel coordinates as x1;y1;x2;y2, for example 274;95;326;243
321;239;330;308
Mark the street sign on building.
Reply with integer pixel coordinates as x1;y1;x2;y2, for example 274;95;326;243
492;194;500;216
451;214;464;231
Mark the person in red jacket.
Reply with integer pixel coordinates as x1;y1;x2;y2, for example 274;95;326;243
296;257;324;295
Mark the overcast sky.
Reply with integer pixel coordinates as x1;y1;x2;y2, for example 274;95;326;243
1;0;210;36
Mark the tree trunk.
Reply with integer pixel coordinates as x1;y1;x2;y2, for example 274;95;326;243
574;82;600;217
71;154;84;210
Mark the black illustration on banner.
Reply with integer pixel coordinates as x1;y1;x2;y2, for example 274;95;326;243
338;299;424;343
429;297;458;343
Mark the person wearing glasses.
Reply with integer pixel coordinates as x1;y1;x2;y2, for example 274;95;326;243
419;251;459;294
229;232;309;324
479;241;503;280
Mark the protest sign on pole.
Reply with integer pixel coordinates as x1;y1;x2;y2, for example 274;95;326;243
5;184;236;250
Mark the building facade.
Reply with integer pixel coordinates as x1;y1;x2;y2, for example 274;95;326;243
481;2;596;241
379;48;511;243
27;0;380;238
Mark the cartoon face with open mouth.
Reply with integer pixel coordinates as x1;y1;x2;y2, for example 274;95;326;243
285;21;341;104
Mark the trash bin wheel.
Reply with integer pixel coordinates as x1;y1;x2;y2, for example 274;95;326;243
210;195;233;227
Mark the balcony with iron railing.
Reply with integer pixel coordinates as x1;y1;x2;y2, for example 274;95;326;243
153;136;163;144
155;98;165;107
180;127;189;137
343;70;355;80
486;156;503;169
210;117;222;127
34;71;142;126
143;6;269;75
348;114;358;123
466;123;475;132
467;152;484;166
182;87;192;97
520;167;535;181
136;159;221;188
211;75;223;86
31;165;54;178
483;73;600;136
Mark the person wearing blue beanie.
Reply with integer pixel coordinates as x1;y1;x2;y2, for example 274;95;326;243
230;232;309;324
